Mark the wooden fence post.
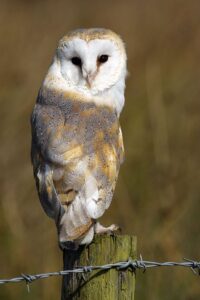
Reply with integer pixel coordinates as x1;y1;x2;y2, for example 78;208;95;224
61;234;137;300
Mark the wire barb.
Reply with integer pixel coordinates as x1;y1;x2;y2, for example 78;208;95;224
20;274;33;293
183;258;200;275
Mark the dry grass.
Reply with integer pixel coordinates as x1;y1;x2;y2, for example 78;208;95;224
0;0;200;299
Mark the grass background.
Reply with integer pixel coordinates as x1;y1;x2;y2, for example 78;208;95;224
0;0;200;299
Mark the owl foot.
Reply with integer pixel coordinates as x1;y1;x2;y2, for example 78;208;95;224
94;222;120;236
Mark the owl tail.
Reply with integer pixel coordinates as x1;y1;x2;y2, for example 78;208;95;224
58;174;110;249
58;192;95;249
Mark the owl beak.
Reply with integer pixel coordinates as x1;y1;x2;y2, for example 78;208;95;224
82;67;96;88
85;75;93;88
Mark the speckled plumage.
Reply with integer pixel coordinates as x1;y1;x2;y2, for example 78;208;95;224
31;28;127;249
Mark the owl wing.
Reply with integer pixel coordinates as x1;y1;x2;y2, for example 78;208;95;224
31;100;95;242
31;94;124;242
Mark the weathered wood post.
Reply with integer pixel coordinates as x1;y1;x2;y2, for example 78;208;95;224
62;234;137;300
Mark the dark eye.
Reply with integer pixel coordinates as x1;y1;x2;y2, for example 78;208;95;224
71;57;82;66
98;55;109;63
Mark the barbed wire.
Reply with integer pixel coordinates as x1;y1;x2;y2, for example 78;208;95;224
0;257;200;291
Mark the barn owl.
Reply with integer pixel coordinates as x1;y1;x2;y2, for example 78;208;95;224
31;28;127;250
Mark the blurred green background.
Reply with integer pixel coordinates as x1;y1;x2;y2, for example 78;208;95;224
0;0;200;299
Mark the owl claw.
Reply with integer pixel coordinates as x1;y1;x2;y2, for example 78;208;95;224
107;225;122;236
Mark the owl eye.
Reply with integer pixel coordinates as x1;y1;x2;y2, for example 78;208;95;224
98;55;109;63
71;57;82;67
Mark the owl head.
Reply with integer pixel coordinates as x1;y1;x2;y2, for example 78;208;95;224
43;28;127;114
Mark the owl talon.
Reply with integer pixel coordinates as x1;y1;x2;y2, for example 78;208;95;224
108;225;121;236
